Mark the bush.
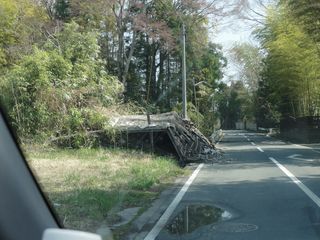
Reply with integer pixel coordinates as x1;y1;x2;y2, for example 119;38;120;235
1;22;123;145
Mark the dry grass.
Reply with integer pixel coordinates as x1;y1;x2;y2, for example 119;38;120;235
25;147;186;234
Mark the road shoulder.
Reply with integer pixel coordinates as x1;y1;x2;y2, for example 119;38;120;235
128;164;198;239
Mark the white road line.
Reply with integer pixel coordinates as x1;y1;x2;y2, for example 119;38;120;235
269;157;320;208
289;143;320;154
257;147;264;152
251;142;256;146
144;163;204;240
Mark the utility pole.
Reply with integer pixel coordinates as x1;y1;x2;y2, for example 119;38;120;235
182;23;188;119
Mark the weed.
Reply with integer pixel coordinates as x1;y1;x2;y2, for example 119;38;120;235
26;147;186;233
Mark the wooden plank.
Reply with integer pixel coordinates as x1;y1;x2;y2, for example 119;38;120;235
109;112;217;163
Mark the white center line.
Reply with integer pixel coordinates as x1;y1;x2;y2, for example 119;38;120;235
251;142;256;146
257;147;264;152
269;157;320;208
144;163;204;240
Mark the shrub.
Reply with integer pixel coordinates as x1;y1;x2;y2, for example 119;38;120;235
1;22;123;145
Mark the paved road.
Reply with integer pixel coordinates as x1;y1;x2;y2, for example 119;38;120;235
156;130;320;240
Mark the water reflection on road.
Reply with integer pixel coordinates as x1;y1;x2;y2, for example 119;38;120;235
165;204;226;235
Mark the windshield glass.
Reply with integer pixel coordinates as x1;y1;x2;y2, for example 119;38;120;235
1;0;320;239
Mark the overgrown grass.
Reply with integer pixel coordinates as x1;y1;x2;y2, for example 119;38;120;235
25;146;186;234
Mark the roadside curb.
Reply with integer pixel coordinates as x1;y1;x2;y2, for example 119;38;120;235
128;164;198;240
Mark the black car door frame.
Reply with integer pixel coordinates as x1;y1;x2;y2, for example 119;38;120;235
0;109;60;240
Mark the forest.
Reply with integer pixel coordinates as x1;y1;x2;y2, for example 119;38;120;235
0;0;233;146
230;0;320;129
1;0;320;145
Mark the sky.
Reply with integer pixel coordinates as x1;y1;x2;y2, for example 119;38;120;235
213;21;255;83
211;1;268;83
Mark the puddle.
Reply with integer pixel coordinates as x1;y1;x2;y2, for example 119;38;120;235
221;210;232;220
165;204;229;235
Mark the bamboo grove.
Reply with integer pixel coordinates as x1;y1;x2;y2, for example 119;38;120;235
256;0;320;127
226;1;320;128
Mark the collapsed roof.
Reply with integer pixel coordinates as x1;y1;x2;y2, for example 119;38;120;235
110;112;217;164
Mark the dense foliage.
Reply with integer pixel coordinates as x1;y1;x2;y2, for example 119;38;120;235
1;22;122;146
0;0;229;145
255;1;320;127
223;1;320;129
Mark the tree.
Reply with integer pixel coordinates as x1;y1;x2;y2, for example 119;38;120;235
0;0;48;68
0;0;232;140
54;0;70;21
285;0;320;44
1;22;122;140
231;42;262;92
255;2;320;127
216;81;250;129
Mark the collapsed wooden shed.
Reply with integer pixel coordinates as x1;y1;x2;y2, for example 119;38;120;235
109;112;217;164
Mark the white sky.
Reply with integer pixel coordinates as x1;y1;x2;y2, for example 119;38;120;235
212;20;256;83
210;1;268;83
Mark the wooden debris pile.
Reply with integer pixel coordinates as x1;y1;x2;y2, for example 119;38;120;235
109;112;218;164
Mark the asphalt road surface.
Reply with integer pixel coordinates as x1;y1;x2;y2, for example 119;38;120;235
155;130;320;240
